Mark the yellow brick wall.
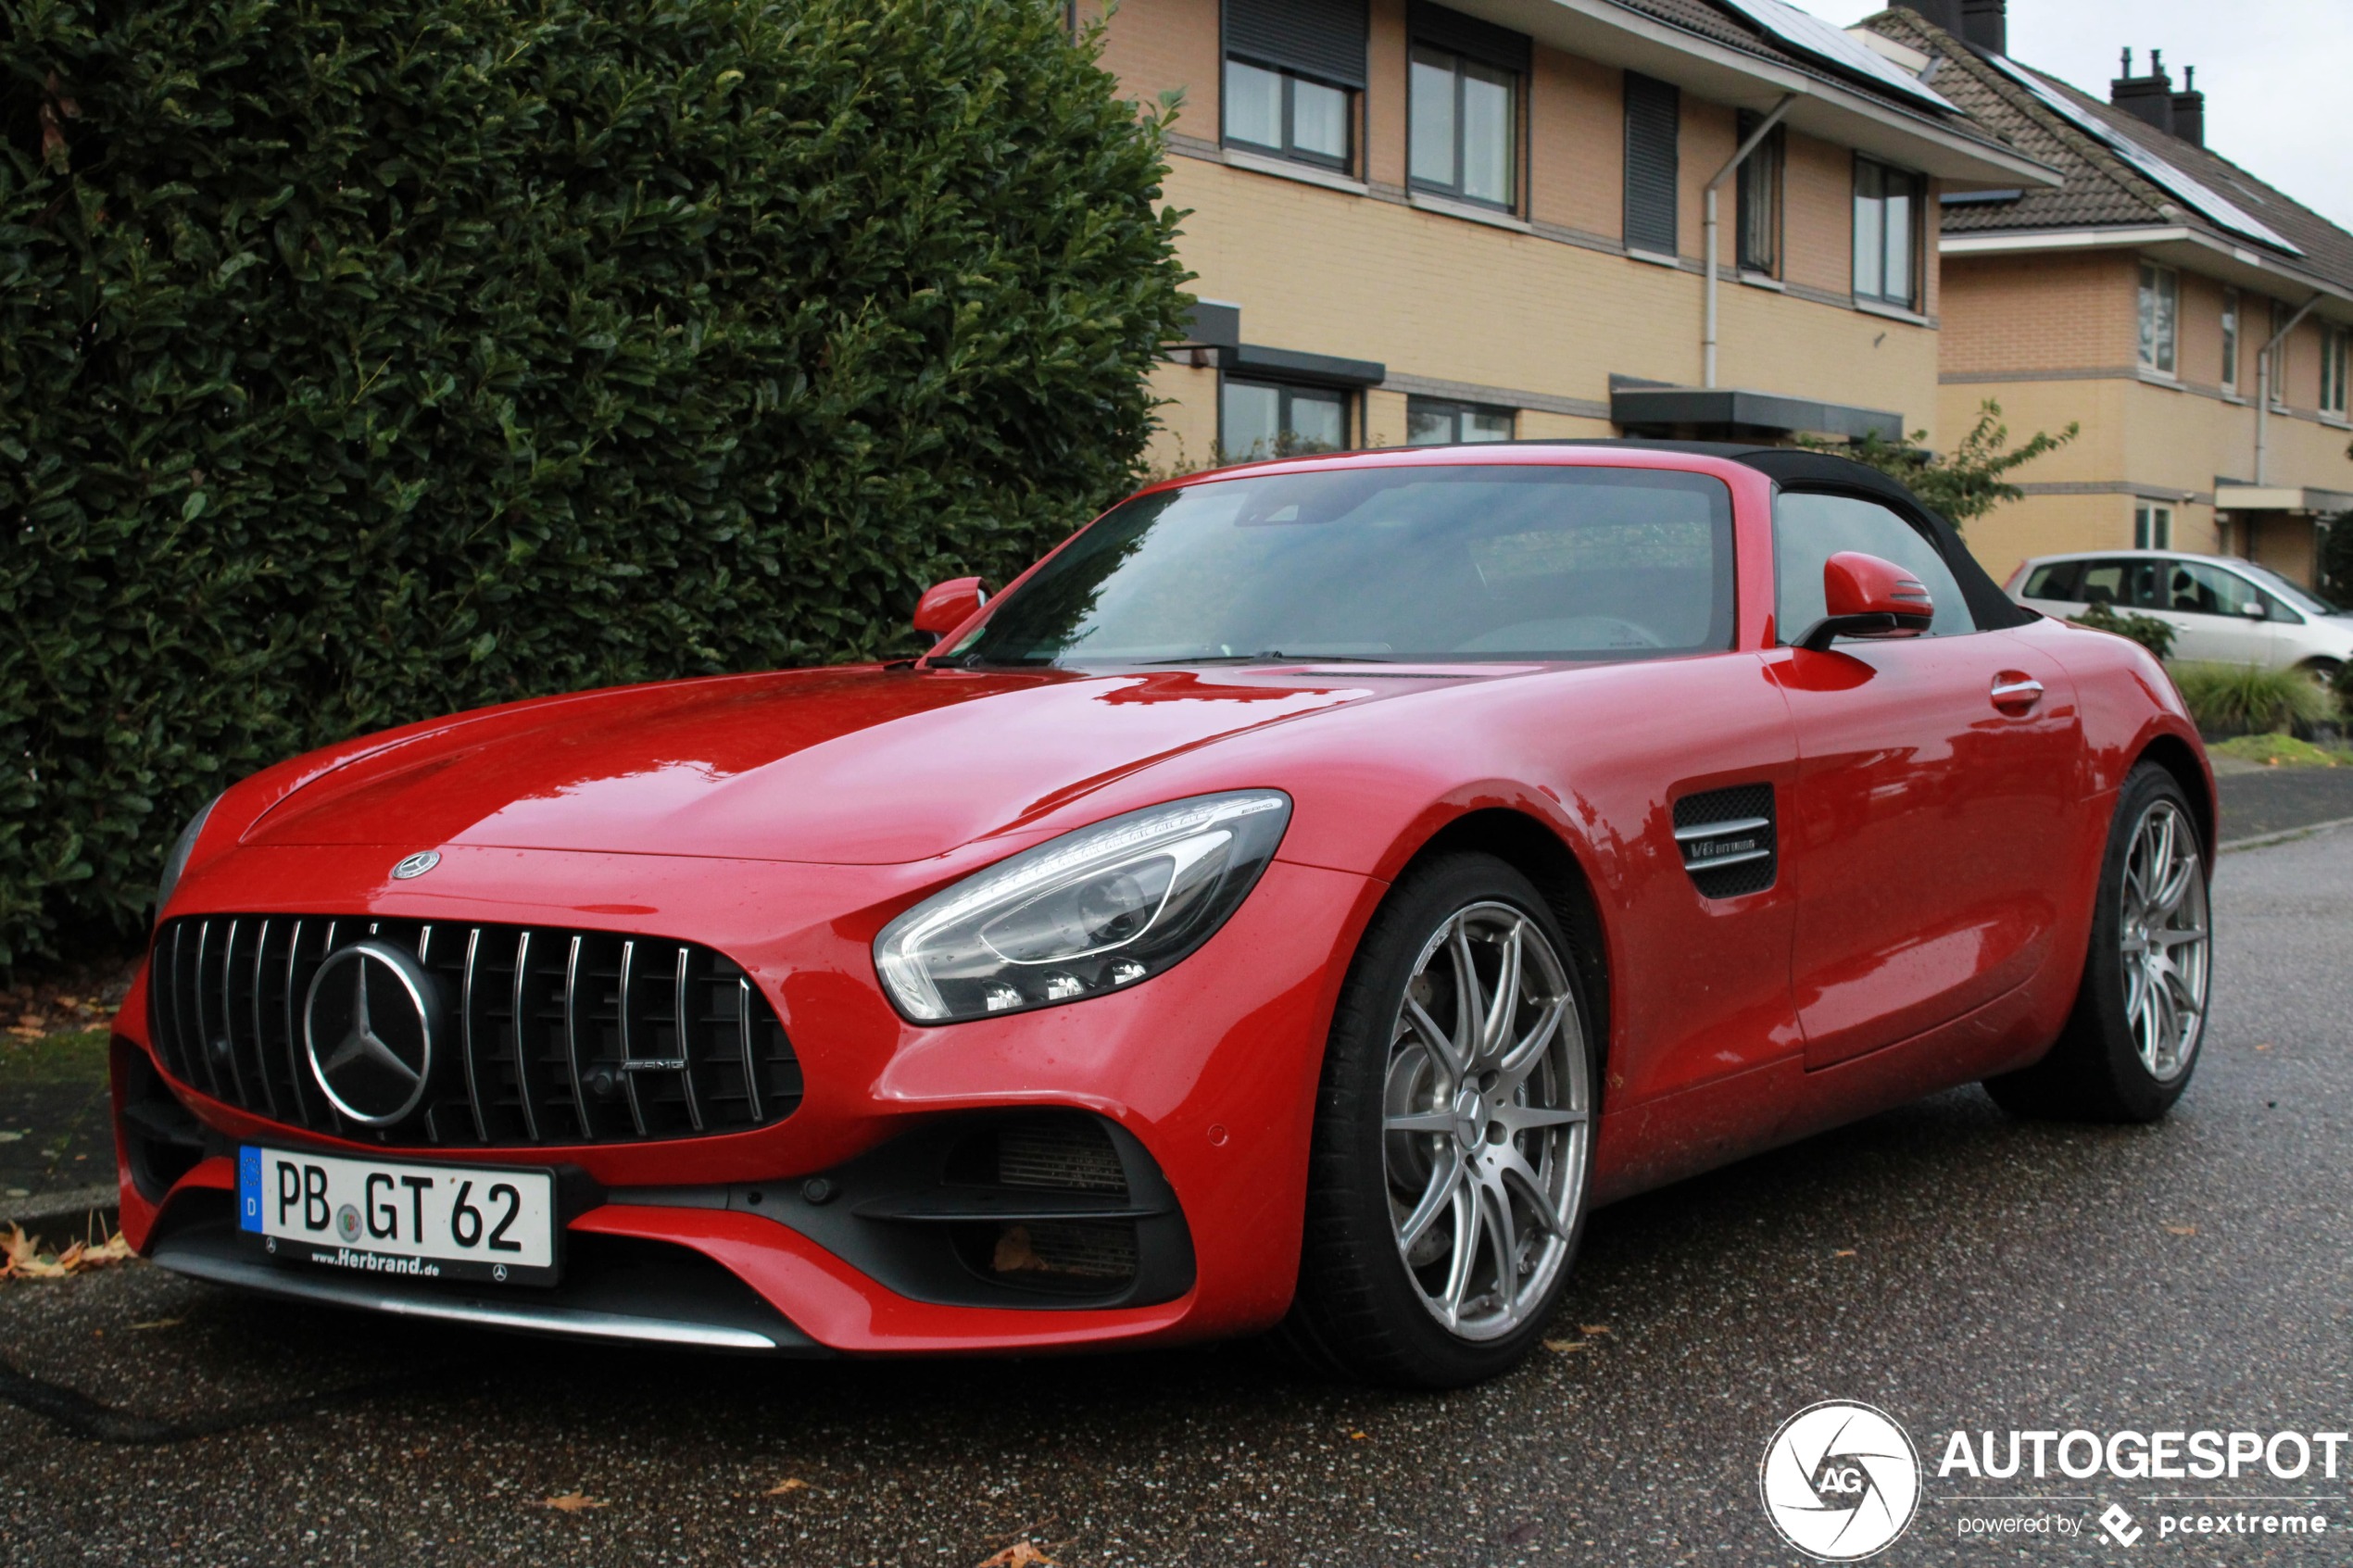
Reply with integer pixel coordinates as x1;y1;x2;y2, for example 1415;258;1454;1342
1939;252;2139;375
1164;156;1938;433
1529;46;1621;237
1938;366;2353;584
1367;0;1407;188
1083;0;1218;130
1780;131;1850;297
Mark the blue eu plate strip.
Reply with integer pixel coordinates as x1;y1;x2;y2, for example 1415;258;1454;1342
237;1146;263;1233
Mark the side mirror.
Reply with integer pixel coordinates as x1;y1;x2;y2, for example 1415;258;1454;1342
2240;599;2267;619
912;576;988;638
1794;552;1934;651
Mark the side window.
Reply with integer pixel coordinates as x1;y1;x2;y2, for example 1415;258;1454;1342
2020;561;2082;601
2078;560;2129;607
1774;491;1975;642
2158;560;2249;617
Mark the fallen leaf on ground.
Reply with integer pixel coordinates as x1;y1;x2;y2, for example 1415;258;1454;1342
1;1224;134;1279
1542;1338;1589;1353
977;1545;1054;1568
1579;1324;1610;1336
1504;1519;1542;1545
1347;1430;1369;1441
129;1318;183;1331
2255;1043;2273;1051
765;1478;810;1495
1834;1248;1857;1258
536;1492;610;1512
2164;1224;2197;1236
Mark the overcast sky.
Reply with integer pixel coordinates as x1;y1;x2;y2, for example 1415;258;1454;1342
1797;1;2353;231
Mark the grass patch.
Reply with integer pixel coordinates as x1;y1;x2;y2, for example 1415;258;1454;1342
2210;734;2351;768
2171;661;2335;735
0;1026;109;1089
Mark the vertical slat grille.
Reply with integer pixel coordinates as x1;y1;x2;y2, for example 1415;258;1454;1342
146;915;803;1148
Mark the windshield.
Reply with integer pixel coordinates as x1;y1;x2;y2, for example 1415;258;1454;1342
2234;561;2340;617
944;464;1737;668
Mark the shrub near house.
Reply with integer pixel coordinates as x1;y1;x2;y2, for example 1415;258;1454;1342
0;0;1191;963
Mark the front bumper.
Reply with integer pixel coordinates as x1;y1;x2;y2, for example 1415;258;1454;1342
115;846;1381;1354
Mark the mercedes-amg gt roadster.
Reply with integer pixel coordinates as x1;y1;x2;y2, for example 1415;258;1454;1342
116;443;2215;1386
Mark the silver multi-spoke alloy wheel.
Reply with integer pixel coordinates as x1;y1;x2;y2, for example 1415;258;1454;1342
2119;797;2209;1082
1382;901;1589;1341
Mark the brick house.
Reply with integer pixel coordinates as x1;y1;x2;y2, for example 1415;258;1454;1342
1082;0;2051;468
1869;2;2353;589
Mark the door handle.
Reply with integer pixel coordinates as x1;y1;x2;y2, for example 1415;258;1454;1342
1990;672;2044;713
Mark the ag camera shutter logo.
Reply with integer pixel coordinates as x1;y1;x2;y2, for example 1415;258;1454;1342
1760;1400;1922;1561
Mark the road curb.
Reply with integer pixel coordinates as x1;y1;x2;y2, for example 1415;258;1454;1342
2;1184;120;1234
2219;814;2353;854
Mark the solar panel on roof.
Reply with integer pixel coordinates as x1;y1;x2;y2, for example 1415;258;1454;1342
1713;0;1957;113
1985;55;2301;256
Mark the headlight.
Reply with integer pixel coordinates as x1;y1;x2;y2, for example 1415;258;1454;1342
875;790;1291;1022
154;792;222;923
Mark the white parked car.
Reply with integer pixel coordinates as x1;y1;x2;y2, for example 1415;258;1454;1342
2007;549;2353;678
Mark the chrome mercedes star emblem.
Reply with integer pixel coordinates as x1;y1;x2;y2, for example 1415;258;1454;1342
391;849;441;880
303;939;438;1126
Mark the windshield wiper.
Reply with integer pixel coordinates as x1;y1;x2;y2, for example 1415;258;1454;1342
1133;650;1395;666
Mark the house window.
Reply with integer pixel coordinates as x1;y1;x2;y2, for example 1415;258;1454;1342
2221;288;2240;392
1622;72;1680;257
2134;503;2172;550
2137;261;2178;375
1222;0;1367;173
2270;300;2291;406
1222;378;1350;459
1853;158;1922;310
1735;111;1783;276
2323;327;2349;417
1406;396;1514;445
1409;46;1516;207
1225;59;1352;169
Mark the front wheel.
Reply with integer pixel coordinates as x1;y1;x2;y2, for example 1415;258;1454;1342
1985;762;2211;1122
1283;853;1596;1386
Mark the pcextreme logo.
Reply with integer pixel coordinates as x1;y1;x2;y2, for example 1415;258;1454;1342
1760;1401;1923;1561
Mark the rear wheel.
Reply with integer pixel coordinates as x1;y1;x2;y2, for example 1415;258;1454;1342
1985;763;2211;1122
2297;658;2342;692
1284;853;1595;1386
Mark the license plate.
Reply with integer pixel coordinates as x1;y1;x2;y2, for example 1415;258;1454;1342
238;1147;560;1286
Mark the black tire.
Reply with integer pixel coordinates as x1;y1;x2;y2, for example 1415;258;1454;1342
1281;852;1598;1387
1984;762;2211;1122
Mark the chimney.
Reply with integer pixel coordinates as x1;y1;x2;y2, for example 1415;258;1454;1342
1894;0;2006;54
2171;65;2206;147
2109;47;2176;137
1959;0;2006;55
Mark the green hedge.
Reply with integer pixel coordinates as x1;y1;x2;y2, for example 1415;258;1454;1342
0;0;1190;964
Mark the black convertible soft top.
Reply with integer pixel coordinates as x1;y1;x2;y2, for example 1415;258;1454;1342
1517;439;2035;633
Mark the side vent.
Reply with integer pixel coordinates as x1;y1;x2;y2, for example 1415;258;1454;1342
1673;784;1778;898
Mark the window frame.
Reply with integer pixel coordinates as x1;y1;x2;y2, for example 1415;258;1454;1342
1851;157;1924;311
2133;504;2173;551
2221;287;2240;394
2322;325;2349;417
2137;261;2179;377
1405;395;1516;445
1218;374;1354;459
1735;113;1783;278
1221;56;1355;174
1406;43;1519;210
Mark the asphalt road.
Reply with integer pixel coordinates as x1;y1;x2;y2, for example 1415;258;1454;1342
4;827;2349;1567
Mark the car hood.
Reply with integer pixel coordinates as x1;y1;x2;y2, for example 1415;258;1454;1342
243;664;1461;864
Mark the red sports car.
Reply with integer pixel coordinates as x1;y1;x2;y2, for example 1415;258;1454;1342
117;443;2214;1386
